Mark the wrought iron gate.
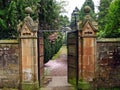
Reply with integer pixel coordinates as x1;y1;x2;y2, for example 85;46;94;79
38;31;44;86
67;30;78;88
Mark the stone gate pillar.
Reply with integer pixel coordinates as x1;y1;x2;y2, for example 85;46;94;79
78;6;98;82
19;7;39;90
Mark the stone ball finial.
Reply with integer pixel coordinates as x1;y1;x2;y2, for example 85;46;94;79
25;7;33;14
84;6;91;14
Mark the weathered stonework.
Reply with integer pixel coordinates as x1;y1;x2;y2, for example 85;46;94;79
19;13;39;90
0;40;19;88
78;19;97;82
95;39;120;88
77;6;98;89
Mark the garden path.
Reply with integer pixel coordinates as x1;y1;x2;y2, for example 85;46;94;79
41;46;75;90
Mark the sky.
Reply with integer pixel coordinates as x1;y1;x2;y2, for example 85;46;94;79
57;0;100;20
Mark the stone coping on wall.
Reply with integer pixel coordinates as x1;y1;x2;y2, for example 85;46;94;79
97;38;120;43
0;40;18;44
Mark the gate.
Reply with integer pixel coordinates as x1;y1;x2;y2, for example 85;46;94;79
37;29;67;86
38;31;44;86
67;30;78;88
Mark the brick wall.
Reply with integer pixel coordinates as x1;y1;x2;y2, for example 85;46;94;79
95;38;120;88
0;40;19;88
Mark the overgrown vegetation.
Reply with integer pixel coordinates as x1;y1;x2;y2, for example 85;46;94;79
97;0;113;37
39;0;69;63
98;0;120;38
0;0;39;39
43;32;63;63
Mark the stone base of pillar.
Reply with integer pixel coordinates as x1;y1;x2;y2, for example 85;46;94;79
20;82;39;90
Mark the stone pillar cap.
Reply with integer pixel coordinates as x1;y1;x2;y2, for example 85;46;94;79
84;6;91;14
25;7;33;14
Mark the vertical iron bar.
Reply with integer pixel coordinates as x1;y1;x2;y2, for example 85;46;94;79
76;30;79;89
37;31;40;86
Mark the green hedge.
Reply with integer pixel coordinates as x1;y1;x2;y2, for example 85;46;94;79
43;32;63;63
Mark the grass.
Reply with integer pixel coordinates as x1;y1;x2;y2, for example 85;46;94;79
97;88;120;90
1;88;18;90
52;45;67;60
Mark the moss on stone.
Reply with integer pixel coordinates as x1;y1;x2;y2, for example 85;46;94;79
0;40;18;44
78;79;91;90
97;38;120;42
21;82;39;90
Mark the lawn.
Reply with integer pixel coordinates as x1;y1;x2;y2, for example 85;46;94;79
52;45;67;60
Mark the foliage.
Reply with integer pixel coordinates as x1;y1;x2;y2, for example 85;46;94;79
16;0;40;20
70;0;95;30
103;0;120;38
97;87;120;90
97;0;113;38
78;79;90;90
39;0;66;63
0;0;39;39
39;0;65;30
44;32;63;63
78;0;95;20
0;1;17;39
59;15;70;28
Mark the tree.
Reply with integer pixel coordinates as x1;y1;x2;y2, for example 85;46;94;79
16;0;40;20
103;0;120;38
39;0;66;63
59;15;70;28
0;0;40;39
0;0;17;39
39;0;64;30
97;0;113;37
79;0;95;20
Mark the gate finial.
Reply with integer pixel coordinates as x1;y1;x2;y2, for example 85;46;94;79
22;7;38;33
25;7;33;14
83;6;92;21
84;6;91;14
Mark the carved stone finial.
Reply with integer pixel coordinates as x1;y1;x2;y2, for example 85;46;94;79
25;7;33;14
84;6;91;14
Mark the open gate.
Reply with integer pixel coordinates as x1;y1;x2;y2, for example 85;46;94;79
38;31;44;86
37;29;68;86
67;30;78;88
38;29;78;87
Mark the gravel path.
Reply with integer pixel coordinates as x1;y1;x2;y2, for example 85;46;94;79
44;54;67;76
41;49;75;90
